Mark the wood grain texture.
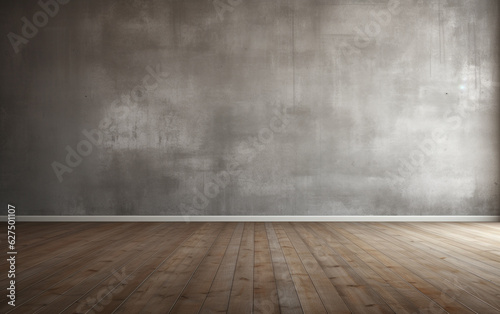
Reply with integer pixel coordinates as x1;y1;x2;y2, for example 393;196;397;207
0;222;498;313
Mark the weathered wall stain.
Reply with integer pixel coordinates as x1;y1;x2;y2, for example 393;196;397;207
0;0;498;215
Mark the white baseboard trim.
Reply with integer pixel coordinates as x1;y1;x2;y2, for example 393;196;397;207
1;215;499;222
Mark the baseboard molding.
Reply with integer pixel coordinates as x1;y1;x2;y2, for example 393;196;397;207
1;215;499;222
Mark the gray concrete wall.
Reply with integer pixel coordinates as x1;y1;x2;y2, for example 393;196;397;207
1;0;499;216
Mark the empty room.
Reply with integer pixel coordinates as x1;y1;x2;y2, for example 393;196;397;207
1;0;499;313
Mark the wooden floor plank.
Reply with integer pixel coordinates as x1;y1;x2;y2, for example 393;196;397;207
227;222;255;313
348;223;476;313
0;223;115;270
375;223;500;310
470;222;500;235
330;223;444;313
1;223;156;312
0;222;135;295
65;223;202;314
309;223;395;313
6;223;167;313
1;222;93;256
2;222;499;313
360;223;499;313
282;223;350;313
34;223;191;313
294;224;426;313
169;223;238;313
198;223;245;313
0;222;111;281
140;223;225;312
405;223;500;266
253;223;279;314
430;223;500;248
273;223;327;313
112;223;224;313
265;222;303;314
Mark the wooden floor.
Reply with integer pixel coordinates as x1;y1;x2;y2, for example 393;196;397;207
1;222;500;313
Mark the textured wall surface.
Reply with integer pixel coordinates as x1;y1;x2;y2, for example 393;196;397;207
1;0;499;216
